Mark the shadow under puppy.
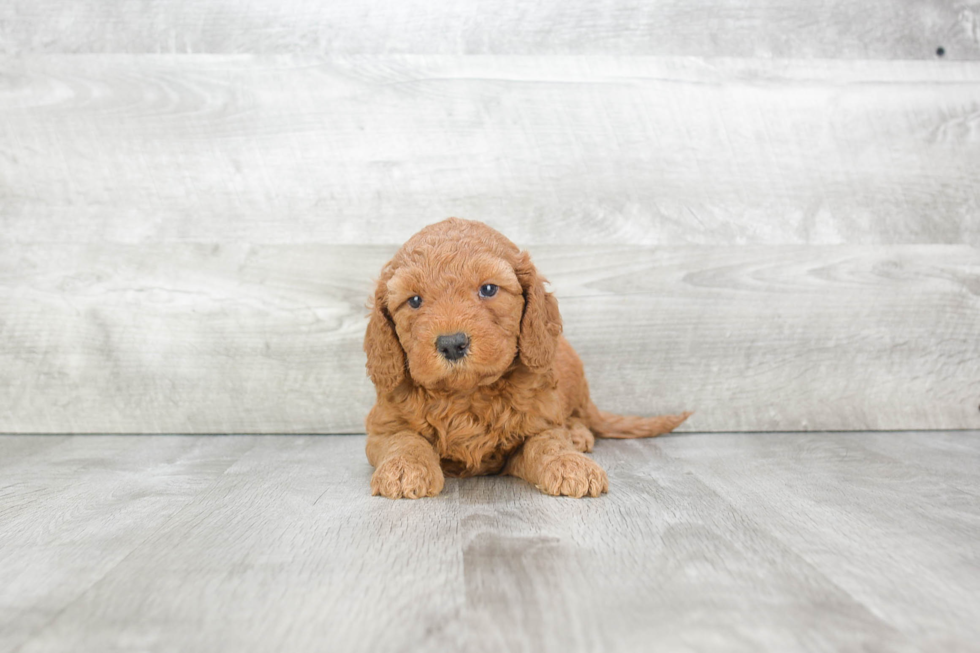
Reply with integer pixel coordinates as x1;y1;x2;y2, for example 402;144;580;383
364;218;691;499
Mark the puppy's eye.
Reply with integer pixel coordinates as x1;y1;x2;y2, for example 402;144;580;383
479;284;498;298
407;295;422;309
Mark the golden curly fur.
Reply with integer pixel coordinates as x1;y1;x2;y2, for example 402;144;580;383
364;218;691;498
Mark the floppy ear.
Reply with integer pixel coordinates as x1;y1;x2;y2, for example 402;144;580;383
514;251;563;372
364;267;408;393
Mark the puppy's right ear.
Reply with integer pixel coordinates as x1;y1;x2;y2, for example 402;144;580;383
364;267;407;394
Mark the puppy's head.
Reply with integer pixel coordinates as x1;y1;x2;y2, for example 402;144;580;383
364;218;562;393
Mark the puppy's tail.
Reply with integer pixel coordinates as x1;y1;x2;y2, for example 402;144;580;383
586;402;692;439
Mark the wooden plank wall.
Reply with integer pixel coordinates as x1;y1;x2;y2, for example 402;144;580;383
1;1;978;433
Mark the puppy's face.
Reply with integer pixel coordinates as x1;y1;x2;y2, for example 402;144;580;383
386;246;524;391
365;218;562;395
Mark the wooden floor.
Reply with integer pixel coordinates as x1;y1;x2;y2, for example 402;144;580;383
2;432;978;652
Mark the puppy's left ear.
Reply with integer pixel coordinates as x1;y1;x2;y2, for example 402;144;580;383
515;251;563;372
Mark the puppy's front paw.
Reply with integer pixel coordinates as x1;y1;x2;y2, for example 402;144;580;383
371;455;445;499
536;452;608;498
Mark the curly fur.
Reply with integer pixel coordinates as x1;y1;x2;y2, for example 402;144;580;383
364;218;691;499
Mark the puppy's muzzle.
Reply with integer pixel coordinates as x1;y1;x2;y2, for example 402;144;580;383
436;332;469;362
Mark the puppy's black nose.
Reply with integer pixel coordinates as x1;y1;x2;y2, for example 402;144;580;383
436;332;469;361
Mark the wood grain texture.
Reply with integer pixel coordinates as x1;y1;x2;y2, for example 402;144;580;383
3;435;464;653
2;244;977;434
0;435;259;652
2;56;978;246
0;243;385;434
3;432;978;652
662;431;980;648
1;0;978;59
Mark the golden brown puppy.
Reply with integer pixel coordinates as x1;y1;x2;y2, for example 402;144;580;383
364;218;691;499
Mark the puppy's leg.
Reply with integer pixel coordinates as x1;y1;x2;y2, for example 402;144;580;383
366;431;444;499
504;429;608;498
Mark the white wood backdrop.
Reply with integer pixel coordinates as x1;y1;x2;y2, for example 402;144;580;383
2;0;980;59
1;1;978;433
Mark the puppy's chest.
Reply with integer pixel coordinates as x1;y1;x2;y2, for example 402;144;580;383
417;399;526;477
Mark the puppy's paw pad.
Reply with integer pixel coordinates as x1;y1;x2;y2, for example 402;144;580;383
371;456;444;499
537;453;608;498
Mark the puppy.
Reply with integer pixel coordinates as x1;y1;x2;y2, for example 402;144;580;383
364;218;691;498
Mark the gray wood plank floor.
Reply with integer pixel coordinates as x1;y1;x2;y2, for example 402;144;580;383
2;432;978;652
